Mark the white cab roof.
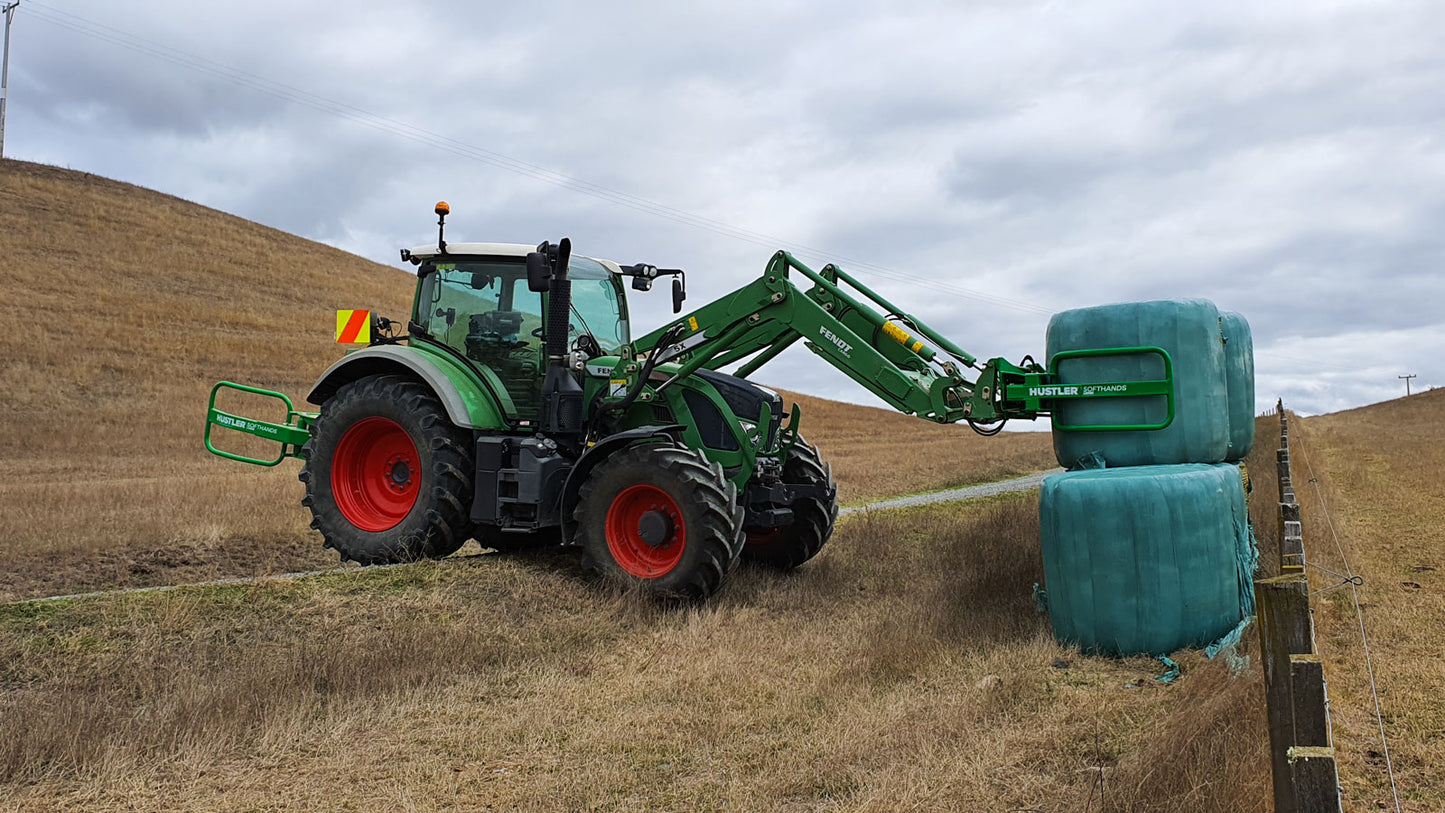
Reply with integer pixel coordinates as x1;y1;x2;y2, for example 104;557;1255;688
407;243;623;274
408;242;533;259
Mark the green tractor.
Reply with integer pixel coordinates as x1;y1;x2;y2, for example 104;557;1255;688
207;203;1174;599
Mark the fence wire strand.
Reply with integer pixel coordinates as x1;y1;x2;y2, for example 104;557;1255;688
1290;420;1403;813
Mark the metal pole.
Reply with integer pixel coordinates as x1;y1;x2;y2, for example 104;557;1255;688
1398;374;1416;397
0;1;18;159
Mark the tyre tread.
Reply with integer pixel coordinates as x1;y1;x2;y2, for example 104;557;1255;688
298;374;473;565
575;442;743;600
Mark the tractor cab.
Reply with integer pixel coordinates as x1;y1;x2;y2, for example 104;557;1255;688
403;242;631;421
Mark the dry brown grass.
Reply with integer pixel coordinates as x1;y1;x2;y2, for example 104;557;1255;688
0;493;1267;811
0;158;1053;601
0;159;1276;812
775;391;1056;505
1283;390;1445;811
0;159;414;597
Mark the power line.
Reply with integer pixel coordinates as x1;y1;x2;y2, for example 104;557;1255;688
1398;373;1415;396
1254;349;1359;374
22;1;1055;316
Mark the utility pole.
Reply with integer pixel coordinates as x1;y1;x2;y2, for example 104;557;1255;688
0;1;18;159
1399;374;1416;397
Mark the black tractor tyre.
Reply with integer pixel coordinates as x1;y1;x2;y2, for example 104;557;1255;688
742;437;838;570
299;374;473;565
574;442;745;600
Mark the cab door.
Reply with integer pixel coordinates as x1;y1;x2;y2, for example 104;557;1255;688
413;260;546;421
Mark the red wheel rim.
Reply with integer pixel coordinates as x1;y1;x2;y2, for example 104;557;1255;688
605;484;686;578
331;417;420;532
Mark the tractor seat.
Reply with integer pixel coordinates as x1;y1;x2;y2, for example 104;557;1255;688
468;310;525;343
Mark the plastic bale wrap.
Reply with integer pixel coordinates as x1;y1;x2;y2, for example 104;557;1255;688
1048;298;1228;469
1039;463;1253;656
1220;310;1255;461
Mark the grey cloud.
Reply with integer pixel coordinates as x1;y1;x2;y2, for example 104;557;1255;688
6;0;1443;417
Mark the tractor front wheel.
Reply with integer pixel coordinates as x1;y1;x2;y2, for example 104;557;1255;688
574;443;744;600
742;437;838;570
299;375;472;565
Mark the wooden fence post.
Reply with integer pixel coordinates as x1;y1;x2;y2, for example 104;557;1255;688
1260;401;1342;812
1256;573;1313;813
1279;502;1301;552
1287;747;1343;813
1289;654;1331;747
1277;448;1295;504
1281;515;1305;575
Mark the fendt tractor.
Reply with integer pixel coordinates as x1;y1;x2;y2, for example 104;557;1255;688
206;203;1174;599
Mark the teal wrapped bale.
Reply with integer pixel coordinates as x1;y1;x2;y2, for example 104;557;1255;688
1039;463;1253;656
1048;298;1228;469
1220;311;1255;461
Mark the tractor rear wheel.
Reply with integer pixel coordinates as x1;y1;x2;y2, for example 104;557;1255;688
742;437;838;570
574;443;744;600
299;375;472;565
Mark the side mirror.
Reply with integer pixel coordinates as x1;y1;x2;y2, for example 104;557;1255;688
672;277;686;313
526;250;550;293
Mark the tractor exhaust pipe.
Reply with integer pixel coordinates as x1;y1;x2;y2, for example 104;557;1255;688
528;238;585;438
543;238;572;363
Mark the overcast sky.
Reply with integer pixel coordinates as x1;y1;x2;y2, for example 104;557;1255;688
8;0;1443;417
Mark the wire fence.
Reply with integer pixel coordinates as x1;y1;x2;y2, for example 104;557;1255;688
1257;401;1402;813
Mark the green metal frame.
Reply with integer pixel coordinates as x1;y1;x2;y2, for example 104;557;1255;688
204;381;315;466
621;251;1175;432
1006;346;1176;432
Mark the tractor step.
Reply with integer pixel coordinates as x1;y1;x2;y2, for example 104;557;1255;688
204;381;317;466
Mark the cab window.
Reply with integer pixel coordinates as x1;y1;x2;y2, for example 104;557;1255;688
415;260;544;417
566;258;629;353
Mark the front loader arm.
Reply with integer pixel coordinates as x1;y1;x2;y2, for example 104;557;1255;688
628;251;1174;432
631;252;981;424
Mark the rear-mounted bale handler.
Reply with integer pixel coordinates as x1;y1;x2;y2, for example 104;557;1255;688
205;203;1174;600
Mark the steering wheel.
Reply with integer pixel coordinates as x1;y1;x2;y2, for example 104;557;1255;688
531;323;585;339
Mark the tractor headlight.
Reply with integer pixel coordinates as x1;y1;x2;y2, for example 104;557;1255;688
738;420;760;446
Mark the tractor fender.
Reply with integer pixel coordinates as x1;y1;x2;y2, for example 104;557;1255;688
307;345;504;430
559;425;685;544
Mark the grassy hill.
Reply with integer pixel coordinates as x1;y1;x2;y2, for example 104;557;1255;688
0;159;415;600
0;159;1286;812
0;158;1052;601
1290;389;1445;809
6;158;1437;811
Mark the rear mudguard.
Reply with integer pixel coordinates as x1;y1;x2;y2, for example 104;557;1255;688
307;344;507;430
